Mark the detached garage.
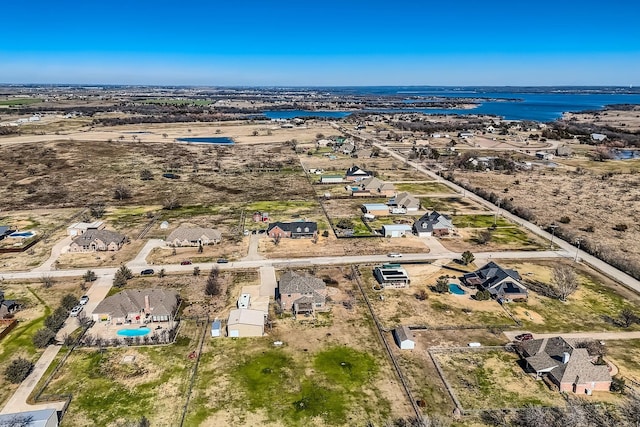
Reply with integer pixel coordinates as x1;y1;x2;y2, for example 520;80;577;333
393;326;415;350
227;308;265;337
382;224;412;238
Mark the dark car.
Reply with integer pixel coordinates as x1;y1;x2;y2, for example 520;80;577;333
515;333;534;341
162;173;181;179
141;269;155;275
216;258;229;264
180;260;192;265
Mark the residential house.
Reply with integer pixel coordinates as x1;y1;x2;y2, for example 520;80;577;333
518;336;611;394
227;308;265;337
555;145;573;157
353;177;396;197
591;133;607;142
393;326;415;350
66;221;105;236
413;211;454;237
341;142;356;155
267;222;318;239
388;192;420;214
0;408;59;427
69;229;126;252
320;175;343;184
356;149;373;159
462;261;528;302
277;270;327;315
92;289;180;324
458;131;474;139
166;226;222;247
361;203;390;216
345;165;373;182
374;264;410;288
382;224;412;238
535;151;554;161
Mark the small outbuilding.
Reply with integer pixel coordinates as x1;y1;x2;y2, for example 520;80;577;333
393;326;415;350
211;319;221;337
382;224;412;238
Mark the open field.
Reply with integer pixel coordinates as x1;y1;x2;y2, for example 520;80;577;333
184;271;413;426
563;106;640;133
394;182;454;194
450;163;640;277
39;320;202;427
0;98;43;106
440;226;547;252
0;280;82;407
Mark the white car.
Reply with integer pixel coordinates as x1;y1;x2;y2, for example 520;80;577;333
79;295;89;305
70;305;83;317
387;253;402;258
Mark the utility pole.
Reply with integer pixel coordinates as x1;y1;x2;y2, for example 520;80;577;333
549;224;558;250
574;238;582;262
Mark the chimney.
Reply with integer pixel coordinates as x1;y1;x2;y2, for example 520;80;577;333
144;295;150;314
562;352;570;364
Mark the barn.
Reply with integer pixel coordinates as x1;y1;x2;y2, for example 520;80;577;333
393;326;415;350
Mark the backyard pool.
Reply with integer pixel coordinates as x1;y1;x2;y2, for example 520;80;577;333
117;327;151;337
8;231;36;238
449;284;465;295
176;137;234;145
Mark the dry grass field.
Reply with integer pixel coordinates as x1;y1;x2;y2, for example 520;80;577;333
450;163;640;275
563;107;640;132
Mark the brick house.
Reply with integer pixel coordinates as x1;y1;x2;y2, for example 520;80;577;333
69;229;126;252
277;271;327;315
267;222;318;239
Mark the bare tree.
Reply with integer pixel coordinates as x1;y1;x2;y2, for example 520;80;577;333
113;185;132;201
205;267;221;296
89;202;106;218
552;265;578;301
41;275;54;288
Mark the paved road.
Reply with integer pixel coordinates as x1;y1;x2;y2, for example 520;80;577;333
505;331;640;342
0;345;66;414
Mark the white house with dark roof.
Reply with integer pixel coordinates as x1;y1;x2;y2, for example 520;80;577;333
374;264;410;288
462;261;528;302
413;211;454;237
345;165;373;182
278;270;327;315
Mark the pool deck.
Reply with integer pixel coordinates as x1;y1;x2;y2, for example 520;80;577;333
87;321;177;340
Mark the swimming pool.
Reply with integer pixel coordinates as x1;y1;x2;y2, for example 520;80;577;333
117;327;151;337
8;231;36;238
449;284;465;295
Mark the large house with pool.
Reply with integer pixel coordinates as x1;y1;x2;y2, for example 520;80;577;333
92;289;180;325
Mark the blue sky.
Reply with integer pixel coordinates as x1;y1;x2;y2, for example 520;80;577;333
1;0;638;85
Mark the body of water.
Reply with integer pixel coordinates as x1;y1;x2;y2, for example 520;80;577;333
263;88;640;122
176;137;234;144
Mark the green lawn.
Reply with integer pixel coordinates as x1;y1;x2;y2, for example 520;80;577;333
185;341;387;427
0;98;43;106
395;182;453;194
245;200;319;215
41;321;201;426
452;214;511;228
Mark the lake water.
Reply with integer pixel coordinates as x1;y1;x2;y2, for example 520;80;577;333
263;88;640;122
177;137;234;144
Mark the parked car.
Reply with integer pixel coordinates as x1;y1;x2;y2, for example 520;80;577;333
216;258;229;264
70;305;83;317
387;253;402;258
180;260;192;265
515;333;534;341
141;269;155;275
79;295;89;305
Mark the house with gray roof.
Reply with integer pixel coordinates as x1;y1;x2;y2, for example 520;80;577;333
352;177;396;197
388;192;420;214
345;165;373;182
393;325;415;350
413;211;454;237
0;225;15;241
462;261;528;302
69;228;126;252
267;222;317;239
166;226;222;247
518;336;611;394
92;289;180;325
277;270;327;315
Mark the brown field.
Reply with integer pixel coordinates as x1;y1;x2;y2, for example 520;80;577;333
563;106;640;133
450;163;640;275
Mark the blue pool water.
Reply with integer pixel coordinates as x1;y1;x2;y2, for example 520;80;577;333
177;137;234;144
117;327;151;337
449;284;465;295
8;231;35;238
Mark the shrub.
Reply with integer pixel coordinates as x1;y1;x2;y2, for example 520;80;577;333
434;276;449;294
475;290;491;301
4;358;34;384
559;216;571;224
613;223;628;232
61;294;79;311
33;328;56;348
83;270;97;282
44;307;68;332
